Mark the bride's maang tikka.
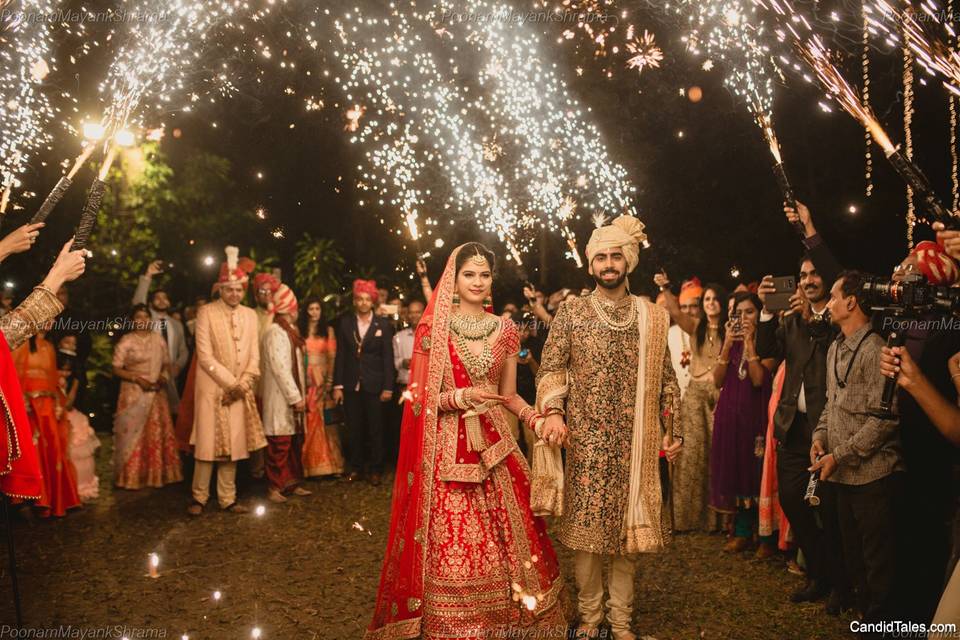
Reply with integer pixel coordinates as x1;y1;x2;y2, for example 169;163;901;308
467;249;489;268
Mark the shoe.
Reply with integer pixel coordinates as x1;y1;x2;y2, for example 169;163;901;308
825;588;852;616
786;559;806;577
223;502;249;514
187;501;204;516
267;489;287;503
369;473;382;487
754;542;776;560
723;537;750;552
292;486;312;496
790;580;829;604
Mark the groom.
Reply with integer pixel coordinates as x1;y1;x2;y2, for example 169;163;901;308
536;215;682;640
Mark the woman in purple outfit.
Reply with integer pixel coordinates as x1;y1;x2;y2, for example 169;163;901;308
709;291;775;552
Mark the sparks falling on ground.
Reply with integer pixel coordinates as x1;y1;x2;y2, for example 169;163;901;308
321;0;638;261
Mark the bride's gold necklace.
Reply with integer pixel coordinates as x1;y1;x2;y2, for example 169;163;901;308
450;311;497;379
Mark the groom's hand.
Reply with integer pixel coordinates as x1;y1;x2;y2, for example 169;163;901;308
540;413;568;447
662;434;682;462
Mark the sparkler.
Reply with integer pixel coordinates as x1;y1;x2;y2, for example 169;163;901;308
30;143;98;224
868;0;960;95
98;0;239;137
755;112;804;235
325;0;638;264
0;0;60;213
799;36;956;228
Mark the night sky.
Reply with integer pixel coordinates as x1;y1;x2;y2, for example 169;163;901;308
3;0;954;309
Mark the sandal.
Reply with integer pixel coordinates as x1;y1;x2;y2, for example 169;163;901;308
222;502;249;514
187;501;204;516
291;486;312;496
267;489;287;503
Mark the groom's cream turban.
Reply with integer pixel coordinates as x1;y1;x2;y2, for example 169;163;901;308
585;215;648;274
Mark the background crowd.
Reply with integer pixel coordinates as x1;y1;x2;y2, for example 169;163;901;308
2;197;960;634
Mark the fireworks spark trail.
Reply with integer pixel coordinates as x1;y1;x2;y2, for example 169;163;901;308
97;0;243;136
866;0;960;95
0;0;61;213
320;0;639;264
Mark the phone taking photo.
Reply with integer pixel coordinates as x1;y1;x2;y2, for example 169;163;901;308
765;275;797;313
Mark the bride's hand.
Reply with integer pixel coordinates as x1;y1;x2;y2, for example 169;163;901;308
466;387;508;406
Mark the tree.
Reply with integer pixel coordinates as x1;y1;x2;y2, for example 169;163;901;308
293;233;346;305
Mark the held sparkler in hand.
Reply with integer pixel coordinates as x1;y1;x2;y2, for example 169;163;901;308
31;143;98;224
70;145;118;252
758;115;805;237
799;36;959;230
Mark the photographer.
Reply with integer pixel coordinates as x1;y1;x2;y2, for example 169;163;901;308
810;270;905;626
879;345;960;634
882;241;960;623
755;201;848;611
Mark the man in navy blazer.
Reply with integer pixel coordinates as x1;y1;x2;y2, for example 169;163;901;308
332;279;395;485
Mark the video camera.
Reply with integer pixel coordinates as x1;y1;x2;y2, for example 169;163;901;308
859;272;960;317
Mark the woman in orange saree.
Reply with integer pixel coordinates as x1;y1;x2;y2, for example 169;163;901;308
365;243;567;640
12;328;80;517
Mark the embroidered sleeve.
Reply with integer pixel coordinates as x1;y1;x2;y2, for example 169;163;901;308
500;317;520;358
0;286;63;351
535;301;571;414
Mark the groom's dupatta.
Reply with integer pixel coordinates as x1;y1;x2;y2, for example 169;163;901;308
365;246;462;640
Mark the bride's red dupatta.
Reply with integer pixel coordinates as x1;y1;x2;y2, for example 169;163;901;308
0;331;42;499
365;246;463;640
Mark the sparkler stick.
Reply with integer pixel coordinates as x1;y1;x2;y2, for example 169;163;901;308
69;146;117;252
30;145;98;224
70;179;105;252
799;37;957;228
756;113;805;236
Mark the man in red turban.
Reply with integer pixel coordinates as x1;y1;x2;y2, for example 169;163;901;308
188;246;266;515
332;279;396;485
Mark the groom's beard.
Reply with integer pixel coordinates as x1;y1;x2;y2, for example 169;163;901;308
593;269;627;290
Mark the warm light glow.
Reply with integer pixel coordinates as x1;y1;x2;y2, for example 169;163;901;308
251;627;262;639
203;255;215;267
114;129;136;147
83;123;106;141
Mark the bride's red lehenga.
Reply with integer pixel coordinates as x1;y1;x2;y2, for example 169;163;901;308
366;245;567;640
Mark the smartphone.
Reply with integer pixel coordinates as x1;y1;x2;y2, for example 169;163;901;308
518;348;530;359
379;303;399;316
765;275;797;313
731;309;742;334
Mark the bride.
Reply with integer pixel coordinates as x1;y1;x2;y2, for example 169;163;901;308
365;243;567;640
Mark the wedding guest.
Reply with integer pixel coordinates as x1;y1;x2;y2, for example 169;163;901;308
261;285;312;502
300;297;344;478
112;304;183;490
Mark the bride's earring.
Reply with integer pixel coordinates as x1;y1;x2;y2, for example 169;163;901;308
452;292;461;306
483;296;492;308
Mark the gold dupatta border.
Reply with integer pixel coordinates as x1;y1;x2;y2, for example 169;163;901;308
624;298;671;553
